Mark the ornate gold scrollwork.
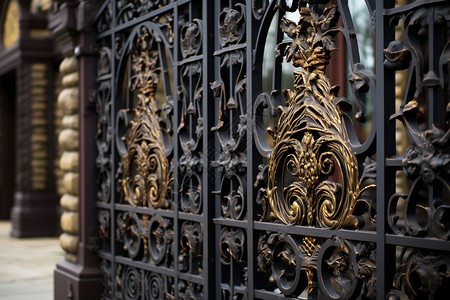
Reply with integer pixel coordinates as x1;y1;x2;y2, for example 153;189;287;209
263;4;375;228
120;27;170;209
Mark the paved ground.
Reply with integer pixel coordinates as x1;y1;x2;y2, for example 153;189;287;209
0;221;64;300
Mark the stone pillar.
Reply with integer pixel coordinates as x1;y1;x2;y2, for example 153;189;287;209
53;2;102;299
57;56;80;263
54;49;102;299
10;61;59;237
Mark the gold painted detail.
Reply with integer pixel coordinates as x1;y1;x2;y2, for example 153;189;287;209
30;0;51;14
120;29;170;209
30;29;50;39
264;5;375;228
31;63;49;190
300;237;316;257
3;0;20;49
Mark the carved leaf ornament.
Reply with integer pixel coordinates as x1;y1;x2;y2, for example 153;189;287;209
262;1;375;229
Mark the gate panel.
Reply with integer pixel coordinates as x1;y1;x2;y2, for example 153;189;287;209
94;1;214;299
93;0;449;299
249;1;378;299
381;0;450;298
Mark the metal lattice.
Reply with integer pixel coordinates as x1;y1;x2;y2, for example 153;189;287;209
93;0;450;299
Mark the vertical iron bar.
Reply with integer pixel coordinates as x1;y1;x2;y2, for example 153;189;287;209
427;7;443;225
230;259;234;298
110;1;117;296
427;7;443;129
375;0;396;299
127;57;131;109
246;0;256;299
272;12;283;92
173;4;180;299
203;0;216;298
214;0;223;298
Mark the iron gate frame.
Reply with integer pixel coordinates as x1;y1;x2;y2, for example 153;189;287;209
92;0;450;299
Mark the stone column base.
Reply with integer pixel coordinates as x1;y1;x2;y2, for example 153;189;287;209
54;260;102;300
10;191;59;237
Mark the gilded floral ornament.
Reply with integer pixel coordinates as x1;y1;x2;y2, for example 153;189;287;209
263;2;375;228
119;27;170;209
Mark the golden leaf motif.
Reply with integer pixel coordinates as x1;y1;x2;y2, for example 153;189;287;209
265;4;375;229
121;29;170;209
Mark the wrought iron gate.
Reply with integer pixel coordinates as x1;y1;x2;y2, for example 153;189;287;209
93;0;449;299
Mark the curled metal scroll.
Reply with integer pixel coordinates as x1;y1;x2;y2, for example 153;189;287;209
148;216;174;266
96;47;113;203
121;265;141;300
178;23;204;214
388;248;450;299
257;232;376;299
317;238;361;299
212;3;248;222
116;212;143;259
144;273;164;300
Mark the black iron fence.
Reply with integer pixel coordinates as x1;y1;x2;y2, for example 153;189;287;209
93;0;449;299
